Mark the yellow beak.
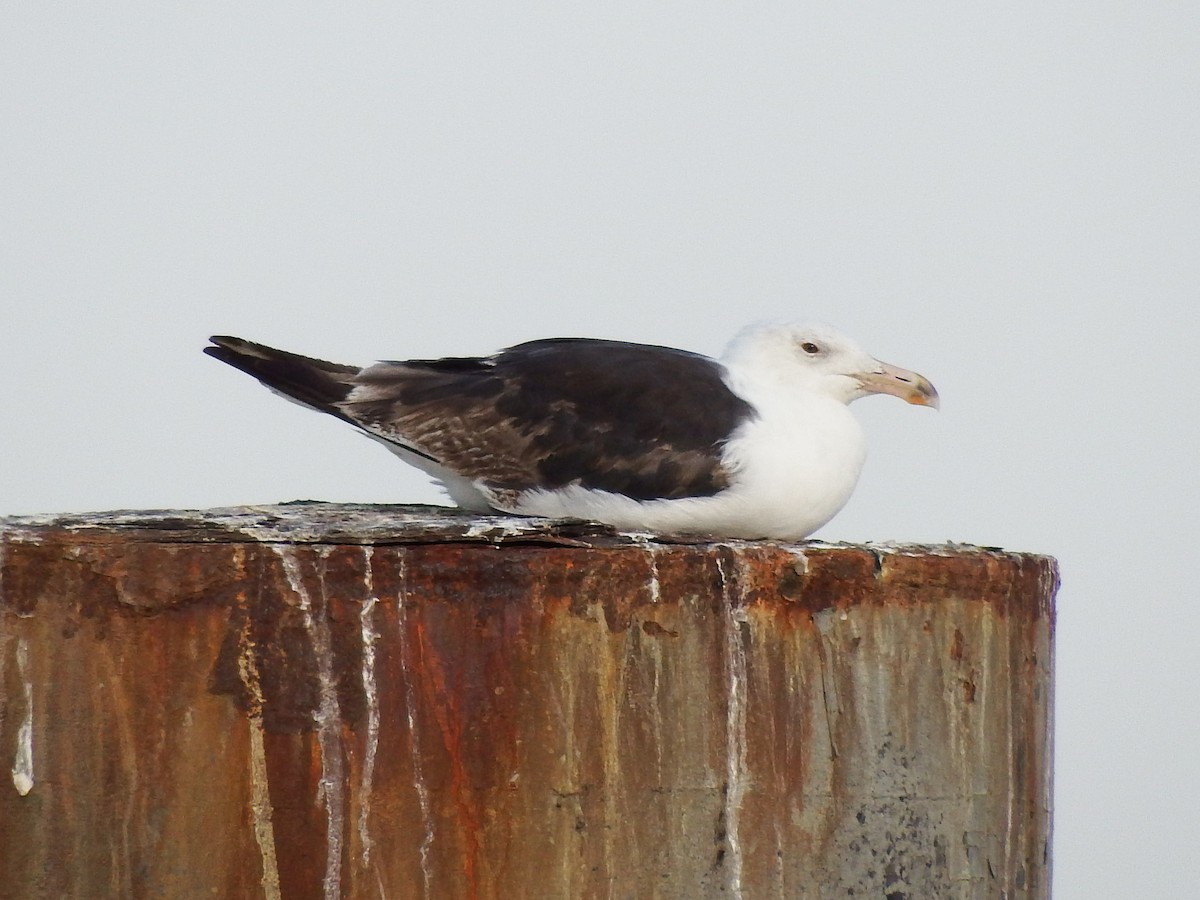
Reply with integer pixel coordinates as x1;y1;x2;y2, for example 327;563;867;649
856;361;940;409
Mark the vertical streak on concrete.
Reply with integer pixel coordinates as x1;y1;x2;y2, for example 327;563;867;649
11;637;33;796
595;596;625;900
1005;626;1018;889
234;547;283;900
275;546;344;900
1042;561;1059;879
358;546;380;868
717;551;748;898
634;536;662;604
811;607;842;760
97;635;137;898
643;549;666;787
395;551;435;899
979;601;996;877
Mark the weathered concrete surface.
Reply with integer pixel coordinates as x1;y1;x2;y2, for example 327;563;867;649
0;503;1057;899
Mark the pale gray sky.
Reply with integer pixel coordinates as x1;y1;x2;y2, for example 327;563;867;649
3;4;1198;895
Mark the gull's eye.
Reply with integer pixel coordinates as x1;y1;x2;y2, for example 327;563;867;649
800;341;821;355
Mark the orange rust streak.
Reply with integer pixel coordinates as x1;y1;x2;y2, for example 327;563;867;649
412;614;481;900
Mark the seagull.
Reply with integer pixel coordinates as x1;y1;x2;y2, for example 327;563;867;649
204;324;937;540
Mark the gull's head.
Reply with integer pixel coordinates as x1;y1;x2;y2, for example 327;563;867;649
722;322;939;408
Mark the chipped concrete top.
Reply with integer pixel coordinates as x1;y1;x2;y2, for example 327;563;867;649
0;501;617;547
0;500;1053;563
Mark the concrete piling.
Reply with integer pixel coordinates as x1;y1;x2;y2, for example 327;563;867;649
0;503;1056;898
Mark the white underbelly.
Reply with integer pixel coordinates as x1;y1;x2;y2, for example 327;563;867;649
507;403;866;541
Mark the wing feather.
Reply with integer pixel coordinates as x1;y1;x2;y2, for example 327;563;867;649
340;338;754;500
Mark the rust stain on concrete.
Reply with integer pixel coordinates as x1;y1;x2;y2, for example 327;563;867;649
0;504;1057;898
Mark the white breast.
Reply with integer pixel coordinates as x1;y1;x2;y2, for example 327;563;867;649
712;392;866;539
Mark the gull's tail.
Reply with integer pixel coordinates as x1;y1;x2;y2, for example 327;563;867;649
204;335;359;416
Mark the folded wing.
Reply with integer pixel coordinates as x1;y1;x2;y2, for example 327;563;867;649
206;336;755;502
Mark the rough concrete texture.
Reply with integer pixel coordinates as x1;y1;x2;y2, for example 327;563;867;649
0;503;1057;899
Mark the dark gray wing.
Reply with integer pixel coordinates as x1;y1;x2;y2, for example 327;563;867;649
346;338;755;500
206;335;755;501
